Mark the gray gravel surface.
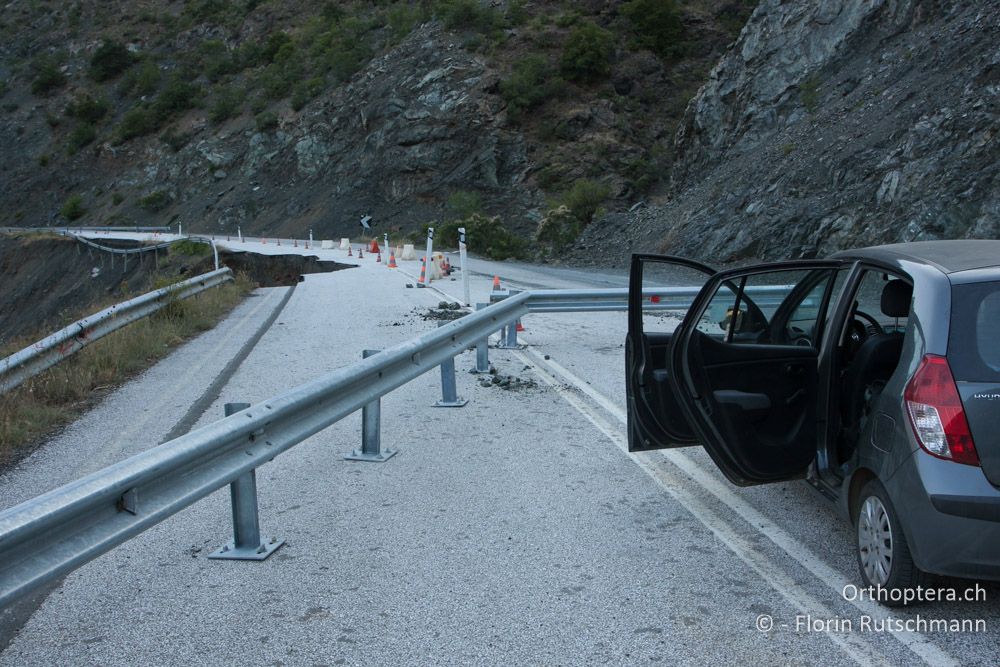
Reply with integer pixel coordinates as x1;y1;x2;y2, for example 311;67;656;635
1;242;996;666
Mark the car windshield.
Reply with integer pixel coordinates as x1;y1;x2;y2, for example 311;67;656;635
948;280;1000;382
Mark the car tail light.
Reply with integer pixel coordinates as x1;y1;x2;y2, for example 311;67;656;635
903;354;980;466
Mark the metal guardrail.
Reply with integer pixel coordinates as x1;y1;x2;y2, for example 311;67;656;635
0;226;171;234
0;290;530;606
0;268;234;395
0;282;802;606
71;234;174;255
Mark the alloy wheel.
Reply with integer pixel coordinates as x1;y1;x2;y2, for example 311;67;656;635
858;495;894;586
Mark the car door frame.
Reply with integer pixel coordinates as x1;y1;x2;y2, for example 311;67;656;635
668;259;852;485
626;254;718;451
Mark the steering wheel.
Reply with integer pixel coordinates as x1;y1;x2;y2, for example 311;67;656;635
853;310;884;336
844;310;883;357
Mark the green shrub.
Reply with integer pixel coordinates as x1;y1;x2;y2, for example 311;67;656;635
90;40;133;81
154;75;201;115
506;0;528;27
60;195;86;220
290;77;324;111
65;95;109;123
559;179;610;224
500;55;562;118
387;3;425;43
135;60;162;95
453;212;525;260
160;127;193;152
799;74;821;114
261;32;293;64
117;106;159;141
560;22;613;82
185;0;233;22
535;205;579;251
171;238;212;256
31;57;66;95
258;61;299;99
119;59;162;97
139;190;170;212
435;0;500;33
199;40;240;81
446;190;483;220
209;85;244;122
112;192;125;205
67;123;97;154
620;0;686;59
255;110;278;131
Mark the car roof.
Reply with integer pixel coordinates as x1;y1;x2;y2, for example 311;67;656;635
831;240;1000;274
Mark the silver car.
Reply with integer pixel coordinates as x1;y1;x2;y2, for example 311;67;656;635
626;240;1000;604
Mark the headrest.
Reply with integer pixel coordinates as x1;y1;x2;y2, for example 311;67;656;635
881;279;912;318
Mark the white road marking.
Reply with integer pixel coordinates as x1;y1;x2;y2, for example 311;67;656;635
519;349;959;667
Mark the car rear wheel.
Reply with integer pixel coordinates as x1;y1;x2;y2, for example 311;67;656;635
855;479;927;605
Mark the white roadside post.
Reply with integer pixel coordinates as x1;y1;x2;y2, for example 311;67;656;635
422;226;434;287
383;232;388;255
459;226;470;306
237;225;242;243
178;223;183;237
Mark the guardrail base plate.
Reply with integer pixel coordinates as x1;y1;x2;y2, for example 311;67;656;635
208;538;285;561
433;398;469;408
344;448;398;462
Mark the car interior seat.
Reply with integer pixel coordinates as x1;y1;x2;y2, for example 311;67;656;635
839;279;912;454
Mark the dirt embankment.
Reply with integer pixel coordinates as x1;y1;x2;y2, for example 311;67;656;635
0;233;352;347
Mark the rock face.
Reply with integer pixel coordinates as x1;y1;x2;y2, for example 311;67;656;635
233;24;538;237
576;0;1000;264
0;24;537;240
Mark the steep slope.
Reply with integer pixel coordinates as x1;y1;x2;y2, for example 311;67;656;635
577;0;1000;264
0;1;754;247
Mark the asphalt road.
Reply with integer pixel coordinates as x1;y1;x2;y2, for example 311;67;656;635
0;236;996;665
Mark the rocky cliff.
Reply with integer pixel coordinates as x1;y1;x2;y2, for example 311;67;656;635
577;0;1000;264
0;1;751;246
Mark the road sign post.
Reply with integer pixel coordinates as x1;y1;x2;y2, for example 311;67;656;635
459;227;470;306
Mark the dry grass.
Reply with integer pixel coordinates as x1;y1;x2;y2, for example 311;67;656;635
0;273;254;464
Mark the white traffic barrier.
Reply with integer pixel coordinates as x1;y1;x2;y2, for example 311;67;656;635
321;240;335;249
400;243;416;260
339;238;350;250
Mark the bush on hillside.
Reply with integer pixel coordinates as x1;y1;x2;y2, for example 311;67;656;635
560;22;614;82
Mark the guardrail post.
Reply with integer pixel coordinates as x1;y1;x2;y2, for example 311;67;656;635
209;403;285;561
498;318;520;349
344;350;397;462
472;303;490;373
434;323;468;407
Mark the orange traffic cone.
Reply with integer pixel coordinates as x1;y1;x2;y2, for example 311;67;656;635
277;238;281;246
387;250;398;268
358;248;364;259
492;275;501;290
262;238;267;244
417;257;427;285
293;238;298;247
347;246;353;256
369;239;380;253
516;320;525;332
376;252;381;263
227;234;231;242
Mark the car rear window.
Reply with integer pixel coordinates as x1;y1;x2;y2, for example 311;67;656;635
949;281;1000;381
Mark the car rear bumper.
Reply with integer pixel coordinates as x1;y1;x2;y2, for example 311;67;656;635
887;449;1000;580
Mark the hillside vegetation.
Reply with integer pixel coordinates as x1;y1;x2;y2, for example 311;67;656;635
0;0;755;257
